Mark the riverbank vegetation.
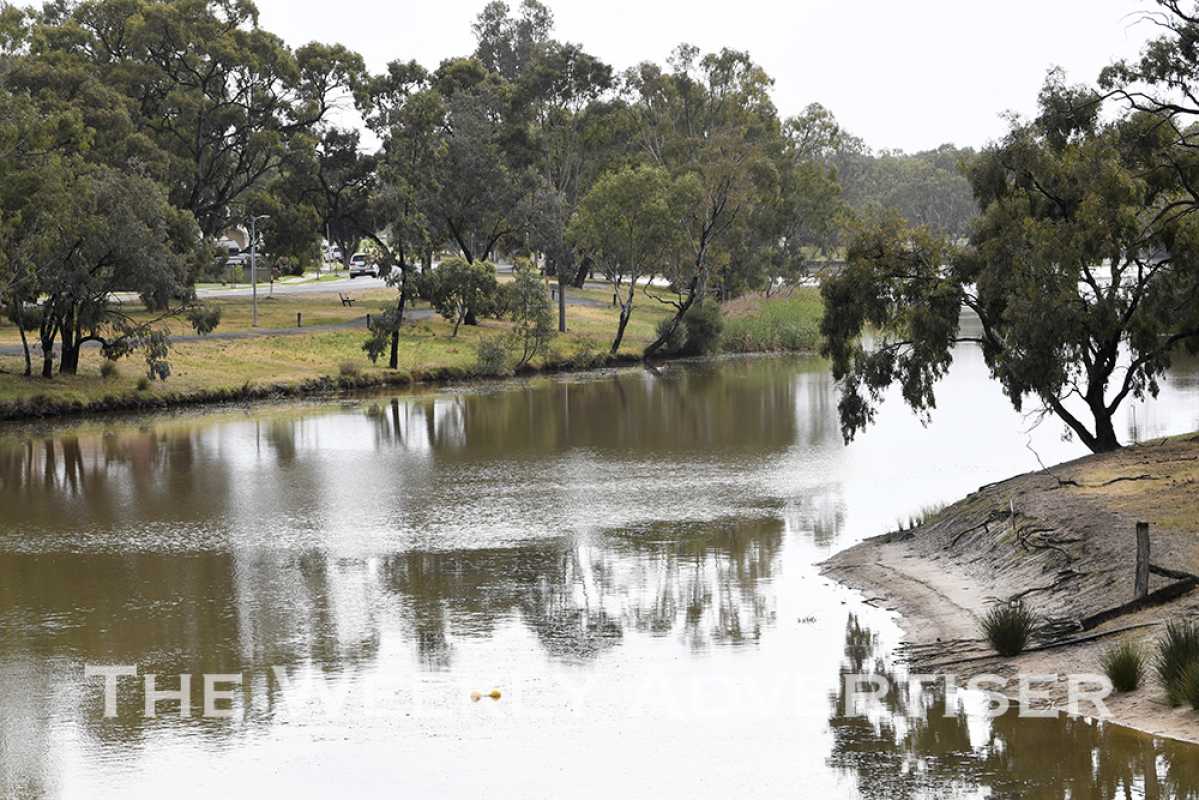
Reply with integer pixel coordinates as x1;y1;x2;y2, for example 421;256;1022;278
822;4;1199;455
0;289;677;418
0;0;969;407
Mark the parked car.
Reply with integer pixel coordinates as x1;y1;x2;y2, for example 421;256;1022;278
348;253;376;278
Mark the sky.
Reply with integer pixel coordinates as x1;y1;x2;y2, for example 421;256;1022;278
251;0;1160;153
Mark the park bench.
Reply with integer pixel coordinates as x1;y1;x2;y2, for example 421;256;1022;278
339;293;356;307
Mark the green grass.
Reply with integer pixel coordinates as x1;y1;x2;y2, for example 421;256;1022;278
1155;619;1199;707
896;502;947;532
0;284;819;417
980;600;1038;657
721;289;823;353
0;296;673;412
1101;639;1146;693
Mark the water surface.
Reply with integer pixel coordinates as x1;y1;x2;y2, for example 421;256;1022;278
0;349;1197;798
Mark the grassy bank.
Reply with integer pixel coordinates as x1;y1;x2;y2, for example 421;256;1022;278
0;284;825;420
721;289;823;353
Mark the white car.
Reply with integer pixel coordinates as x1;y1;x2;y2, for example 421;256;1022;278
348;253;376;278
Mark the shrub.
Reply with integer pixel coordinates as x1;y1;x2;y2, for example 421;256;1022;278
503;262;555;368
99;360;120;380
680;302;723;356
570;338;605;369
474;337;510;376
653;316;687;355
338;361;360;378
721;290;823;353
980;600;1038;656
1155;619;1199;707
419;256;501;335
135;376;151;392
1100;639;1146;693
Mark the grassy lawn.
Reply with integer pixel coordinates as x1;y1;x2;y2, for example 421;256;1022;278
0;294;674;409
0;283;824;416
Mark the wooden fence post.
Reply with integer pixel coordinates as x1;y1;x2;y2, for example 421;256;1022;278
1135;521;1151;599
297;312;302;328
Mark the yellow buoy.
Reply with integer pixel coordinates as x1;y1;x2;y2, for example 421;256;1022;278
488;689;502;701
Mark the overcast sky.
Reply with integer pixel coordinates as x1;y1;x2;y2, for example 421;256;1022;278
253;0;1159;153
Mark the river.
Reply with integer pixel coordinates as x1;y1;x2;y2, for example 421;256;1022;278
0;347;1197;798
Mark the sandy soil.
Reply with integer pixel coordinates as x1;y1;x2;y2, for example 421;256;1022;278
823;434;1199;744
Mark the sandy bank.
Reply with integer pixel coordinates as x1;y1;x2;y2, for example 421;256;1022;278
823;434;1199;745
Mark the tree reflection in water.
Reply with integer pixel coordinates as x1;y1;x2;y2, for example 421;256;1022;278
379;516;782;667
828;614;1199;799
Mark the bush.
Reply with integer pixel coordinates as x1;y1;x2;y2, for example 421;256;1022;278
474;337;510;376
679;301;723;356
503;262;555;368
979;600;1038;656
722;290;823;353
570;338;606;369
1100;639;1146;693
274;256;305;277
135;376;151;392
419;256;501;335
1155;619;1199;707
338;361;360;378
653;316;687;355
99;360;120;380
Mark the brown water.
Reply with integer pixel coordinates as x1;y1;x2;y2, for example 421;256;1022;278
0;349;1197;799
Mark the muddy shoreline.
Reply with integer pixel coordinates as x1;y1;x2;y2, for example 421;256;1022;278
823;435;1199;745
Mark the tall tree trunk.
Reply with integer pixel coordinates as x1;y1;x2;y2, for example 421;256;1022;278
572;257;591;289
13;301;31;377
59;316;80;375
1090;402;1121;453
557;274;567;333
610;283;637;355
39;313;58;379
388;267;410;370
610;305;632;355
40;339;54;378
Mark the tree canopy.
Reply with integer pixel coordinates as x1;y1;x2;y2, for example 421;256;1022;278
821;73;1199;453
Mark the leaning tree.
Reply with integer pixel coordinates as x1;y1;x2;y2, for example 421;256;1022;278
821;76;1199;453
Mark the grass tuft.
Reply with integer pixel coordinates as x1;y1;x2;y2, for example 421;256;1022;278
1100;639;1146;692
1155;619;1199;707
980;600;1038;657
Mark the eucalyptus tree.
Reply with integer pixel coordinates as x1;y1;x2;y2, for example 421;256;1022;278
567;164;689;354
1;11;218;378
425;58;525;267
471;0;554;83
508;36;615;330
626;45;781;356
821;78;1199;454
19;0;364;237
1101;0;1199;216
357;60;444;367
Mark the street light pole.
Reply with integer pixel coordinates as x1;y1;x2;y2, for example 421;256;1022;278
247;213;271;327
250;214;259;327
